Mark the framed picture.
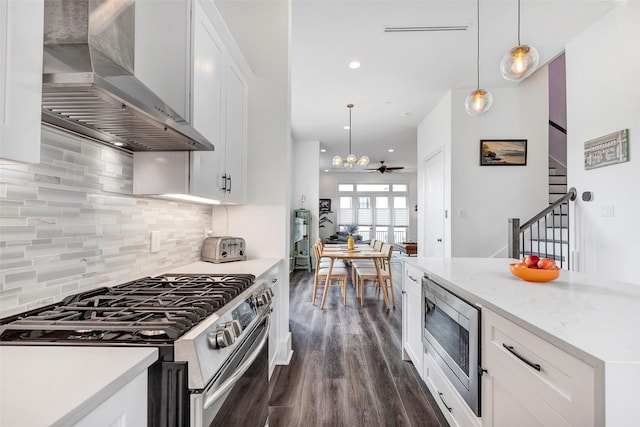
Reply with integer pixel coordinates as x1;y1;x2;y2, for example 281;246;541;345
319;198;331;213
480;139;527;166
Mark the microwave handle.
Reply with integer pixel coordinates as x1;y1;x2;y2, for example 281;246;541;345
203;315;270;410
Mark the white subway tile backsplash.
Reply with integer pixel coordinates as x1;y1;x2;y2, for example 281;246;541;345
0;126;212;317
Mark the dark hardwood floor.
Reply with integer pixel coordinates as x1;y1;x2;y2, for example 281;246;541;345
269;259;448;427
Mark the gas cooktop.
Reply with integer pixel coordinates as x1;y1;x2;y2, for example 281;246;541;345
0;274;255;344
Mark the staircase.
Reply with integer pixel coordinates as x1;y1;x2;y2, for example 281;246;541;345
508;166;575;270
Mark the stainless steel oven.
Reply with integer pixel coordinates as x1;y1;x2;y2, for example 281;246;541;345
190;306;270;427
422;276;480;416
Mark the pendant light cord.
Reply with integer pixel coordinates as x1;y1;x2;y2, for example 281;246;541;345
476;0;480;90
517;0;521;46
348;105;352;153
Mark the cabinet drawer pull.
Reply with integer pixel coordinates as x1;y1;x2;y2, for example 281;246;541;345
408;275;417;282
503;343;541;372
438;391;453;413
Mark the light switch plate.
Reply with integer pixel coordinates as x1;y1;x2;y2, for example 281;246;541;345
600;204;614;217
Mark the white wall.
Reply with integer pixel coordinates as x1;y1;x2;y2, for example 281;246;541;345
212;1;291;260
565;2;640;285
292;140;320;245
417;67;550;258
212;0;293;365
319;171;418;242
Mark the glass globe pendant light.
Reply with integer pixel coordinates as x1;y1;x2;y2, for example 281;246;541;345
465;0;493;116
500;0;539;81
332;104;369;168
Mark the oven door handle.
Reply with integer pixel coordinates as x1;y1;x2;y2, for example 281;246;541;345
203;315;270;410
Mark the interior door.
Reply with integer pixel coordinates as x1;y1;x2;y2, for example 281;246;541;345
424;151;445;257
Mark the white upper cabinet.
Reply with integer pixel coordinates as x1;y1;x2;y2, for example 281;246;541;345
191;0;223;146
134;0;191;123
133;0;250;204
0;0;44;164
221;59;247;203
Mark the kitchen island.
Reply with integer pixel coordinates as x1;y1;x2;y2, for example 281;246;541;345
403;257;640;427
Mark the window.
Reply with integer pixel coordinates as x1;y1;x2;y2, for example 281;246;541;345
337;183;410;243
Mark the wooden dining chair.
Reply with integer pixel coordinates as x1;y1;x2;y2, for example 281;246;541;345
353;243;395;307
312;243;348;308
314;241;332;268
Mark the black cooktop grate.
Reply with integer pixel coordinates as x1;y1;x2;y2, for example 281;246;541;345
0;273;255;344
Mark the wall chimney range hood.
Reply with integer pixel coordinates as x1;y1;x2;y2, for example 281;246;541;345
41;0;214;152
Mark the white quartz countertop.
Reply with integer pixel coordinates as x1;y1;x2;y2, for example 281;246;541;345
0;346;158;427
163;258;281;279
405;257;640;364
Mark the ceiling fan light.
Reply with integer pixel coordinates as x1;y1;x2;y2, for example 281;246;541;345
500;45;539;81
357;155;369;167
464;89;493;116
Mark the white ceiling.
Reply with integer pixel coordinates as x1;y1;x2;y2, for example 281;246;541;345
291;0;619;173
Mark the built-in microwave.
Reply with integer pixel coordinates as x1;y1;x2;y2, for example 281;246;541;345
422;276;481;416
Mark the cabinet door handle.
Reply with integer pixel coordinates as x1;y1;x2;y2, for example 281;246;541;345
503;344;541;372
408;275;417;282
438;391;453;413
226;175;232;193
221;174;227;191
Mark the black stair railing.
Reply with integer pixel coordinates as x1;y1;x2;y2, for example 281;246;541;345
508;187;577;269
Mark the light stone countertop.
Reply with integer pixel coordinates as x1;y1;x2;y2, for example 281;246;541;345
163;258;282;279
0;346;158;427
405;257;640;365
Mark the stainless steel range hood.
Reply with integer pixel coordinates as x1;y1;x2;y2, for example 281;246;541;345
42;0;214;152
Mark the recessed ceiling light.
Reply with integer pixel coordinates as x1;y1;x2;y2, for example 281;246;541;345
388;148;395;153
320;148;327;153
113;142;125;147
324;169;329;173
344;126;350;130
348;61;361;69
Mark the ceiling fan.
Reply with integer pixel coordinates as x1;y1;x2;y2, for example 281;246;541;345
366;161;405;174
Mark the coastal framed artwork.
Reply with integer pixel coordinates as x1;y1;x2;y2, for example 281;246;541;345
480;139;527;166
584;129;629;170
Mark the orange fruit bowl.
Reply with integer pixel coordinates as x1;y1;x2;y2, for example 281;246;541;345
509;263;561;283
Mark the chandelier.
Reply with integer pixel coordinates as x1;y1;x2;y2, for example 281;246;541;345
332;104;369;168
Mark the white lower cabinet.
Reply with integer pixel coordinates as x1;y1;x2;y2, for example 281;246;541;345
259;260;283;377
74;371;148;427
481;309;596;427
424;352;481;427
402;263;424;375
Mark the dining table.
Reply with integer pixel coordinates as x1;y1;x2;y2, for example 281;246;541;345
320;244;392;310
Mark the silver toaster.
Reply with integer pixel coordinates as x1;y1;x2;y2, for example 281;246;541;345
201;236;246;263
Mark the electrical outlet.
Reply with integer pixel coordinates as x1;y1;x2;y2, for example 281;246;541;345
150;231;160;253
